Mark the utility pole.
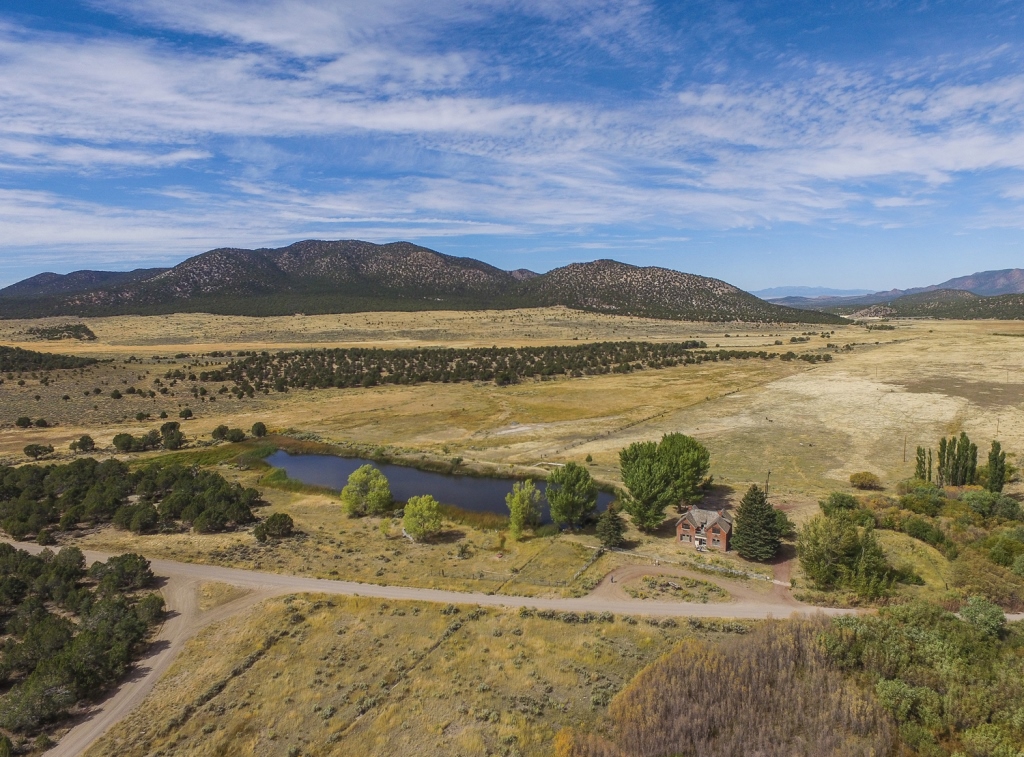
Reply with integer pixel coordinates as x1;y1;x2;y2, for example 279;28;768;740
765;470;771;499
903;435;907;463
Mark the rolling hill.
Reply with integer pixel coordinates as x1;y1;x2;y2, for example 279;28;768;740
0;240;842;324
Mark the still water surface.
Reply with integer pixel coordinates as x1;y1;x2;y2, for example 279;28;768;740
264;450;614;523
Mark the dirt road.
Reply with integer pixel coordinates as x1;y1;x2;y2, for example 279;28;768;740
0;541;867;755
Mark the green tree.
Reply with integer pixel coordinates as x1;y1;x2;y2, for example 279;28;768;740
914;446;927;480
506;479;541;541
340;465;393;517
251;421;267;438
797;513;860;590
179;408;193;420
403;494;443;541
211;424;228;440
254;512;294;542
657;433;711;506
545;462;598;527
224;428;246;443
70;434;95;453
23;444;53;460
987;440;1007;493
619;441;675;531
14;417;30;428
731;485;782;561
596;506;626;548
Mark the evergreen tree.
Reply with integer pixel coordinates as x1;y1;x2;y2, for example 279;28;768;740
732;485;782;562
988;440;1007;493
545;462;598;527
596;506;626;548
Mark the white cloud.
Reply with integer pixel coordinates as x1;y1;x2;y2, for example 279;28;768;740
1;0;1024;272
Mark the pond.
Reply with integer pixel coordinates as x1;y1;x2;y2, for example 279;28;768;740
264;450;615;523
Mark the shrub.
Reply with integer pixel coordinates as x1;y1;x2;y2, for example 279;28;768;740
850;471;882;490
70;435;95;453
254;512;294;542
33;418;48;428
211;424;229;440
179;408;193;419
403;495;443;541
224;428;246;443
23;444;53;460
14;417;31;428
251;422;267;438
819;492;859;515
959;596;1006;637
109;389;122;399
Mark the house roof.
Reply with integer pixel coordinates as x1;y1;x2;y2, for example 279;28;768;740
676;508;732;534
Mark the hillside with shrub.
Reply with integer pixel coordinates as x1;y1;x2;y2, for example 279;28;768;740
0;240;842;324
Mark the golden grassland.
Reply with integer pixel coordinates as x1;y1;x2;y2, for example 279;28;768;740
83;592;743;757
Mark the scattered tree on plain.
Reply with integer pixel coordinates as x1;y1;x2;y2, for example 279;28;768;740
251;421;267;438
403;494;443;541
545;462;598;528
254;512;294;542
340;465;393;517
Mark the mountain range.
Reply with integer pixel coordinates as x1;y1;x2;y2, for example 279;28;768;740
0;240;842;324
768;268;1024;310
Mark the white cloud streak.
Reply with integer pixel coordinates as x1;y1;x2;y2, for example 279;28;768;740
1;0;1024;272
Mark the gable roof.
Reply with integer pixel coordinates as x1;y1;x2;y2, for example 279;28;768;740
676;508;732;534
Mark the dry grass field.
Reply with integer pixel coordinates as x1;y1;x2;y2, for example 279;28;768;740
2;310;1021;519
4;308;1023;755
83;592;742;757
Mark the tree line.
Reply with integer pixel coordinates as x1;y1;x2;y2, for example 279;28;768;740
0;458;264;540
0;346;97;373
177;341;818;395
0;544;163;739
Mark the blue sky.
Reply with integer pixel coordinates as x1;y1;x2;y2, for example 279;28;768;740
1;1;1024;290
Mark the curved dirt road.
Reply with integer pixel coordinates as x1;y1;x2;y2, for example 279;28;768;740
5;541;860;755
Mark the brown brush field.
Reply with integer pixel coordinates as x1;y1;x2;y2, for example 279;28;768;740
82;593;742;757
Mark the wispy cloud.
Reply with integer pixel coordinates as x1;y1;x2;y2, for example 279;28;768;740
1;1;1023;286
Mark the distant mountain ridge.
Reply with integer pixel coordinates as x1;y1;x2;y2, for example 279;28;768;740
769;268;1024;312
752;286;875;299
0;268;169;299
0;239;841;324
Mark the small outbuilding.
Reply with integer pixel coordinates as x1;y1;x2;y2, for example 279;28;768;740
676;507;732;552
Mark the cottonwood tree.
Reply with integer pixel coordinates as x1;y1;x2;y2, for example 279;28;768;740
403;495;442;541
619;434;711;532
731;485;782;561
505;479;541;541
619;441;675;531
546;462;597;527
658;433;710;506
340;465;392;517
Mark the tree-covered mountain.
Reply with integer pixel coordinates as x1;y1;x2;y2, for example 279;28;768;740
0;268;169;299
0;240;842;324
848;289;1024;319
